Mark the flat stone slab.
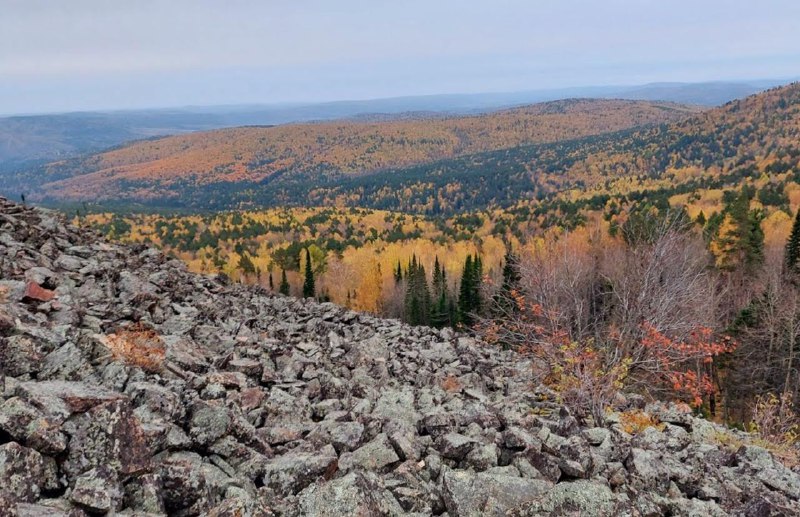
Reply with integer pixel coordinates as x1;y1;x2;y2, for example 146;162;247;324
17;381;124;414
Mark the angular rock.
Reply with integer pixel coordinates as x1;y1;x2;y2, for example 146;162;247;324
262;444;338;495
339;433;399;472
62;398;150;482
626;447;670;494
435;432;477;461
18;380;123;414
442;469;553;516
71;466;123;513
298;471;404;516
23;281;55;302
0;442;46;503
160;453;213;515
513;479;624;515
0;335;45;377
0;397;68;454
307;420;365;453
188;401;231;447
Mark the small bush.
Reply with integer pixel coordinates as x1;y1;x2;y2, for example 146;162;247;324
748;393;799;447
619;409;665;435
100;322;165;373
712;429;800;468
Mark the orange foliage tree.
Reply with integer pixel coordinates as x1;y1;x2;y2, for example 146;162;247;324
640;323;736;408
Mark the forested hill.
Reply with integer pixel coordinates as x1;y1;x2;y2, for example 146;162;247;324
5;99;697;205
9;82;800;215
169;80;798;215
295;81;800;214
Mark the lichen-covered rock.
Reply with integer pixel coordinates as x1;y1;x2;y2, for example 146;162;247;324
736;445;800;499
62;398;150;482
70;466;123;513
0;335;46;377
626;447;671;494
441;469;553;516
160;453;213;515
338;433;399;473
188;401;231;447
297;471;404;516
513;480;626;516
0;442;46;503
262;445;338;495
435;432;476;460
0;397;68;454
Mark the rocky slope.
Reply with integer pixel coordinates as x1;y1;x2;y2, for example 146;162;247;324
1;197;800;516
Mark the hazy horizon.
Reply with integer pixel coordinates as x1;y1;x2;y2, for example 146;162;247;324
2;0;799;115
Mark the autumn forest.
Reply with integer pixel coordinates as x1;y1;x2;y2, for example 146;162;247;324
12;81;800;443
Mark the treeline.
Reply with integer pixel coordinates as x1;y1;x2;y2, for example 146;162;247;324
394;253;484;328
286;248;501;329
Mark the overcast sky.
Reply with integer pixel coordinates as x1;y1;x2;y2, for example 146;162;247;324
2;0;799;114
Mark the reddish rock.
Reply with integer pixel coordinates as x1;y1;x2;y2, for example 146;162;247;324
0;442;46;504
18;381;124;414
63;399;151;482
234;387;266;411
23;281;55;302
228;358;263;378
206;371;248;389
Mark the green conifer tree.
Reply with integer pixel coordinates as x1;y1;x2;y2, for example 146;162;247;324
430;256;451;327
279;269;290;296
786;209;800;273
472;254;483;314
238;253;256;277
459;255;475;325
494;249;521;314
695;210;707;226
404;255;432;326
302;248;315;298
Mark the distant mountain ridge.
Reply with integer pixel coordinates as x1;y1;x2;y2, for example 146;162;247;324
3;98;698;204
0;79;788;165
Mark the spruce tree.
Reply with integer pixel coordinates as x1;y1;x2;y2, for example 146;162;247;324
472;254;483;314
458;254;485;325
459;255;475;325
712;187;765;271
302;248;315;298
695;210;706;226
268;270;274;291
787;209;800;273
745;210;765;270
404;255;431;326
494;249;521;314
430;257;451;328
394;261;403;283
238;253;256;276
418;263;431;325
404;255;419;324
279;269;290;296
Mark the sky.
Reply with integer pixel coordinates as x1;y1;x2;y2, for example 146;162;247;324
1;0;799;115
